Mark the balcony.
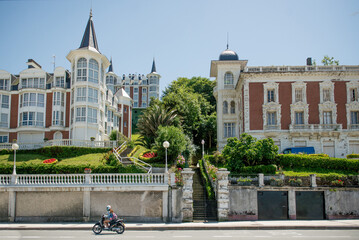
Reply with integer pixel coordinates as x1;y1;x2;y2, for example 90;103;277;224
349;124;359;130
264;125;280;130
289;124;342;138
245;65;359;73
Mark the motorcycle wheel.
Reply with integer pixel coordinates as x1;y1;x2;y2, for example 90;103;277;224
92;223;102;235
115;223;125;234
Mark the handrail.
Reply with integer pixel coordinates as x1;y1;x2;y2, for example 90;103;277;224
122;157;153;174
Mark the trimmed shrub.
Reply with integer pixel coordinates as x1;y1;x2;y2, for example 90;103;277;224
276;154;359;172
239;164;277;174
347;154;359;159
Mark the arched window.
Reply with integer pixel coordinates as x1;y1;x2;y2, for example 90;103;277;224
224;72;234;85
77;58;87;82
230;101;235;114
89;59;99;83
223;101;228;114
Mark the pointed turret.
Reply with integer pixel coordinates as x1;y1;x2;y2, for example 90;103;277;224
108;58;113;73
151;58;157;73
79;9;99;52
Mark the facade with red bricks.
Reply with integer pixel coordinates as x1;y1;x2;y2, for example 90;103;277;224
211;48;359;157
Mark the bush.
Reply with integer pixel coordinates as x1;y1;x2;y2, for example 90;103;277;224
199;159;215;200
205;151;226;167
276;154;359;173
347;154;359;159
239;164;277;174
222;133;278;172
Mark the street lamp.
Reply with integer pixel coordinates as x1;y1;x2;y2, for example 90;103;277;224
12;143;19;175
201;139;205;159
163;141;170;173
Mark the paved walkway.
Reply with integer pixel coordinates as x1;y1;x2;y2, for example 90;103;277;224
1;220;359;230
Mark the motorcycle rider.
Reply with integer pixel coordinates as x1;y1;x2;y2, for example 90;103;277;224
104;205;118;229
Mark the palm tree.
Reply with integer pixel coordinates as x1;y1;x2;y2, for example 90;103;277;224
136;104;179;148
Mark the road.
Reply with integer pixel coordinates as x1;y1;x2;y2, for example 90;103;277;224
1;230;358;240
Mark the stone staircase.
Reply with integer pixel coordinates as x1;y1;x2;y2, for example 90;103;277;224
192;167;217;221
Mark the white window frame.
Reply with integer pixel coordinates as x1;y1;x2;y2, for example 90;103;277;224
77;87;86;102
224;72;234;85
76;107;86;122
77;58;87;82
224;122;235;138
89;59;99;83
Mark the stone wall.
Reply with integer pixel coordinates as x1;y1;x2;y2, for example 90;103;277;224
325;190;359;219
0;185;169;222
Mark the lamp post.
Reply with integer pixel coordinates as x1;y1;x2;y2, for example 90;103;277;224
12;143;19;175
163;141;170;173
201;139;205;159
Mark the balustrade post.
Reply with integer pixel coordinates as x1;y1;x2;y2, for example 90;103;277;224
310;174;317;188
85;174;91;185
170;173;176;186
258;173;264;187
11;174;17;185
216;168;230;221
181;168;194;222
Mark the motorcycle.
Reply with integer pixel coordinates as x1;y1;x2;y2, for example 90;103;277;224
92;214;125;235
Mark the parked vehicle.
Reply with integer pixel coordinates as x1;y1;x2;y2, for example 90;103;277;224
92;214;125;235
282;147;315;154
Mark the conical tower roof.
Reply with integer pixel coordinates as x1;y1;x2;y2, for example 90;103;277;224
79;10;99;52
151;58;157;73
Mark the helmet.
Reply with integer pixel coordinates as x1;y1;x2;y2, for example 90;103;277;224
106;205;111;211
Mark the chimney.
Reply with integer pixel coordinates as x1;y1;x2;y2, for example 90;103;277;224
306;57;312;66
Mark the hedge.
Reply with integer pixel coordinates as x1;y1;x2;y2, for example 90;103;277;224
198;159;215;200
239;164;276;174
0;146;112;159
276;154;359;172
347;154;359;159
0;163;145;174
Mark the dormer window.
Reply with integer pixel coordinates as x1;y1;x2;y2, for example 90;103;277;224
0;79;9;91
224;72;234;85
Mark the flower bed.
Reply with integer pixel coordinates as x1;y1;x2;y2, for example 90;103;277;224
139;150;161;162
43;158;58;164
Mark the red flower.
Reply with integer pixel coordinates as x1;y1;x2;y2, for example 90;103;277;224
43;158;57;164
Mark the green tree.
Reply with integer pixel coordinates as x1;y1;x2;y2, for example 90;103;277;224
321;55;339;66
154;126;188;165
136;103;179;148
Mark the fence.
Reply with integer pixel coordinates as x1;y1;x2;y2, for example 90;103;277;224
0;173;167;186
0;139;117;150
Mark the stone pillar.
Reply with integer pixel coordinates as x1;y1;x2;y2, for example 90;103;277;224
288;189;296;220
83;188;90;222
170;173;176;187
8;190;16;222
181;168;194;222
216;168;230;221
258;173;264;187
85;174;91;185
310;174;317;188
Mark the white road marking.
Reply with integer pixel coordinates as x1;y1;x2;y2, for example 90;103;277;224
213;236;232;238
173;236;192;238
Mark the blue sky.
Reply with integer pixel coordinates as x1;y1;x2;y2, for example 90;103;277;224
0;0;358;95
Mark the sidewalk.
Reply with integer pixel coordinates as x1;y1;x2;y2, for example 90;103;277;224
1;220;359;230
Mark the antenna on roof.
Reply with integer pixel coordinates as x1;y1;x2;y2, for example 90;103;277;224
52;55;56;72
227;32;229;49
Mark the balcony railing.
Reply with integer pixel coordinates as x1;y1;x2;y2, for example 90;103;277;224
264;125;280;130
245;65;359;73
289;124;342;131
349;124;359;130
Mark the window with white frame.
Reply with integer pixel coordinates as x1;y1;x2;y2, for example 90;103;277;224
323;111;333;124
224;72;234;85
89;59;99;83
133;94;138;101
142;102;147;108
223;101;228;114
142;88;147;93
53;92;64;106
1;94;9;108
295;111;304;125
149;76;157;84
351;88;358;102
267;112;277;125
149;86;156;92
52;110;64;126
106;75;114;85
230;101;235;114
87;107;97;123
20;93;44;107
88;87;98;103
224;123;235;138
351;111;359;125
0;113;8;128
134;102;138;108
142;94;147;101
295;89;303;102
76;87;86;102
70;108;74;124
267;89;275;102
20;111;44;126
0;135;8;143
0;79;9;90
21;78;45;89
134;88;138;93
76;107;86;122
77;58;87;82
55;77;65;88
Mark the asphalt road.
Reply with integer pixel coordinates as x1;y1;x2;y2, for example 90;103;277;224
1;230;359;240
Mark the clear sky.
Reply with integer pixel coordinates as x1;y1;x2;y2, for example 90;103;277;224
0;0;358;95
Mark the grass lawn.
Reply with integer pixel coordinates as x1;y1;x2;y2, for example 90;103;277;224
0;153;106;167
